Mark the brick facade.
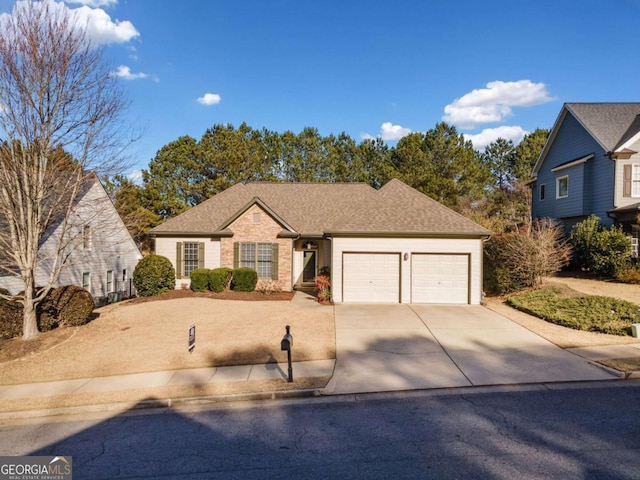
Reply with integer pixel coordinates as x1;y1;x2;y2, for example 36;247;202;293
220;205;293;291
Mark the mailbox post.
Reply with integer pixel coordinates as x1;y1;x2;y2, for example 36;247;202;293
280;325;293;382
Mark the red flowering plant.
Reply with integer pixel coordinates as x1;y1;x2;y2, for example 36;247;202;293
315;267;331;303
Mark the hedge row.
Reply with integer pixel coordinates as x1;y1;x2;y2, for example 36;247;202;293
189;267;257;293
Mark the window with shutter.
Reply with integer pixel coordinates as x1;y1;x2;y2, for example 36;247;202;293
233;242;279;279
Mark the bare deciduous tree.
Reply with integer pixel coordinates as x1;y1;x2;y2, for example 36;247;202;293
0;1;129;339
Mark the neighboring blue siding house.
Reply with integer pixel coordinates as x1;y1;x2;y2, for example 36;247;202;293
531;103;640;256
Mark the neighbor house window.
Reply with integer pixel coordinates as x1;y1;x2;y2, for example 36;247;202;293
633;164;640;197
176;242;204;279
556;175;569;198
234;242;279;279
539;184;546;201
106;270;114;293
82;272;91;290
83;225;91;249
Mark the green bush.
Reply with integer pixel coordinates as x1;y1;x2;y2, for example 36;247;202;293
569;215;632;277
133;254;176;297
209;267;233;293
232;268;258;292
0;287;10;306
0;301;23;340
190;269;211;292
44;285;95;327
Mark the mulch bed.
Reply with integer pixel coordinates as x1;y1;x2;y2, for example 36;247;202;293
128;289;296;304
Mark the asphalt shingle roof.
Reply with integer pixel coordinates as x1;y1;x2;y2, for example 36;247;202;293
566;103;640;151
150;179;492;237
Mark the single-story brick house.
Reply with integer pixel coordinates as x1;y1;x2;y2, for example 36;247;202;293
149;178;492;304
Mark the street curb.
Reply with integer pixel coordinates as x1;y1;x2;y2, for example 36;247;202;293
0;388;324;421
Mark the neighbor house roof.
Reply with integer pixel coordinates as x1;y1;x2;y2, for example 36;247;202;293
533;103;640;176
150;178;492;237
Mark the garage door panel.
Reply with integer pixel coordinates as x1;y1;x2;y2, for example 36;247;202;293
412;254;469;304
343;253;400;303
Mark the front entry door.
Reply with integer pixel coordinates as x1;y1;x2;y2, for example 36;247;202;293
303;250;317;283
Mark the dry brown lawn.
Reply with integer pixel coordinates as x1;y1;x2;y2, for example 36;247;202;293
0;293;335;385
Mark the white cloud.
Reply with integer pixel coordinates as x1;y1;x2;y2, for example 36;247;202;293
111;65;148;80
64;0;118;7
5;1;139;45
463;126;528;151
361;122;412;141
74;3;139;44
443;80;553;129
197;93;222;106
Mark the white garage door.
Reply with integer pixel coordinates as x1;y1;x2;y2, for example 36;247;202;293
343;253;400;303
411;254;469;304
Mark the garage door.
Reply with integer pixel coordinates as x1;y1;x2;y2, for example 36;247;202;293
343;253;400;303
411;254;469;304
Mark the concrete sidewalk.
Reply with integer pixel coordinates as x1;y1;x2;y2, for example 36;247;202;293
0;360;335;402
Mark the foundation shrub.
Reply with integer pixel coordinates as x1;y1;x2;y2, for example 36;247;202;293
133;254;176;297
255;279;283;295
190;269;211;292
232;268;258;292
209;268;233;293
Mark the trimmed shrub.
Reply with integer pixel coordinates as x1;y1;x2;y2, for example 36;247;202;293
0;301;23;340
47;285;94;327
0;287;10;307
232;267;258;292
190;268;211;292
133;254;176;297
209;267;233;293
569;215;632;277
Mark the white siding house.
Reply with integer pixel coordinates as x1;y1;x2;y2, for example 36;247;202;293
0;176;141;302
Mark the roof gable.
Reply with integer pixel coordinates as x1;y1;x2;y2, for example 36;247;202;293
533;103;640;176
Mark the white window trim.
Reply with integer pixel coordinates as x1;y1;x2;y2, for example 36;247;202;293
556;175;569;199
539;183;546;201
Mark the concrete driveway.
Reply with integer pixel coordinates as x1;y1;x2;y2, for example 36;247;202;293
324;304;617;395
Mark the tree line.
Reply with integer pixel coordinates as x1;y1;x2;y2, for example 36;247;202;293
107;122;549;249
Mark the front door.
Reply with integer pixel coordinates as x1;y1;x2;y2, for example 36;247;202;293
303;250;317;283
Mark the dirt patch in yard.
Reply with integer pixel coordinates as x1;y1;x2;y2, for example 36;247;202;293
0;293;334;385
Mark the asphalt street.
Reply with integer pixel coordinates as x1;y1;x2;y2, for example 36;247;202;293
1;381;640;479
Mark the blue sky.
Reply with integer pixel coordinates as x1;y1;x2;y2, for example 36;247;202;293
2;0;640;180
